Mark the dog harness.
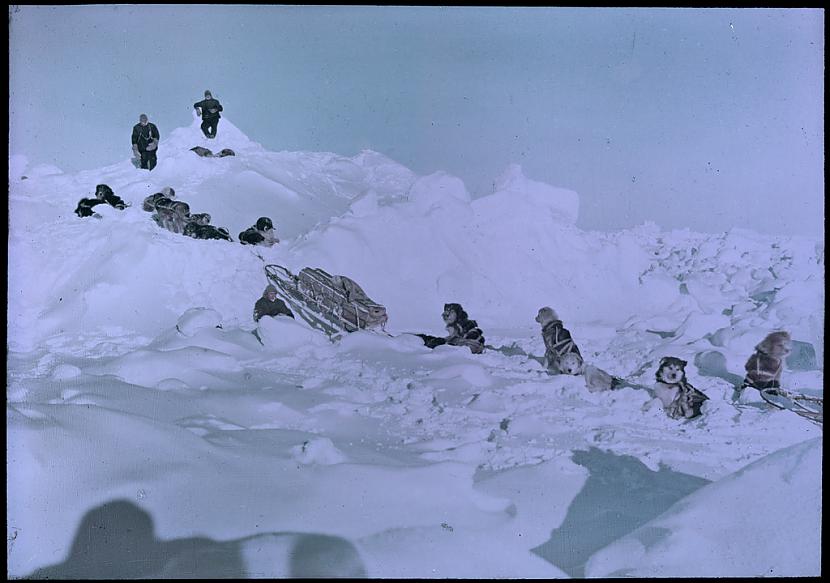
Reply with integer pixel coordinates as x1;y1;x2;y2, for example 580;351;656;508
749;351;783;384
544;322;578;357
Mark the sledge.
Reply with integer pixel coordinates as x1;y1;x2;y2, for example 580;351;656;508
264;264;388;337
760;388;823;425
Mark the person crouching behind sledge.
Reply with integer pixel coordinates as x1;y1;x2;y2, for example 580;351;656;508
239;217;279;247
739;331;792;392
535;306;582;375
254;285;295;322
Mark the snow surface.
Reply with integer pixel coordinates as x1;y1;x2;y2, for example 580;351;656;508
7;117;823;578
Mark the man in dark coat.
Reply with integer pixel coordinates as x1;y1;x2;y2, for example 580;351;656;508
253;285;295;322
193;90;224;139
131;114;160;171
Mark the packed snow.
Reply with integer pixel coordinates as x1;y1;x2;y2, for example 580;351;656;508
7;117;823;578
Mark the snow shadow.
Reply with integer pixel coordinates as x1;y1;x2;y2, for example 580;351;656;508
694;349;744;387
26;499;367;578
531;448;710;578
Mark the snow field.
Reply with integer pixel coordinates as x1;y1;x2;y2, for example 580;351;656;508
7;117;823;577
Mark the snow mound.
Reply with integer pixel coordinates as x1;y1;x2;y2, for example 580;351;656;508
176;308;223;337
407;171;471;212
256;316;331;352
585;437;822;577
8;118;823;369
486;163;579;224
50;364;82;381
291;437;348;465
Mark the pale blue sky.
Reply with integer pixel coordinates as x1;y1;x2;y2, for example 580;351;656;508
9;6;824;237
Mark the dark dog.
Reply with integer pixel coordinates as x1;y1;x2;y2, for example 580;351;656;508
190;146;214;157
654;357;709;419
190;147;235;158
94;184;126;208
441;303;485;354
189;213;211;226
154;201;191;234
185;223;233;241
142;187;175;212
239;217;279;247
75;184;127;217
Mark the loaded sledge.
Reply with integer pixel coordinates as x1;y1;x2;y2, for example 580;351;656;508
264;264;388;337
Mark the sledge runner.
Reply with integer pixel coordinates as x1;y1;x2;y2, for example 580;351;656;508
193;90;223;139
759;387;823;424
74;184;127;217
131;114;160;171
239;217;279;247
254;284;295;322
535;307;582;374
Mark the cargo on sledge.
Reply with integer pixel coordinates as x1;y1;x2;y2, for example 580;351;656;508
264;264;388;336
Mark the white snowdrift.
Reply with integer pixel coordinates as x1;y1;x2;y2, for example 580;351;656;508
585;437;822;577
6;118;823;578
8;118;823;357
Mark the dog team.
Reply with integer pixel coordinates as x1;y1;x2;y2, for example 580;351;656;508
76;91;796;423
73;179;793;423
74;182;280;247
419;303;790;422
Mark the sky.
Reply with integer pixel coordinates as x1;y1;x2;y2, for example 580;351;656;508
8;5;825;237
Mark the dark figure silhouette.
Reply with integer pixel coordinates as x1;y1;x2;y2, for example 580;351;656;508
27;499;368;578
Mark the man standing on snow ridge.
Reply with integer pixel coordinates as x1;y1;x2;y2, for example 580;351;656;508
193;90;224;139
131;114;160;171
